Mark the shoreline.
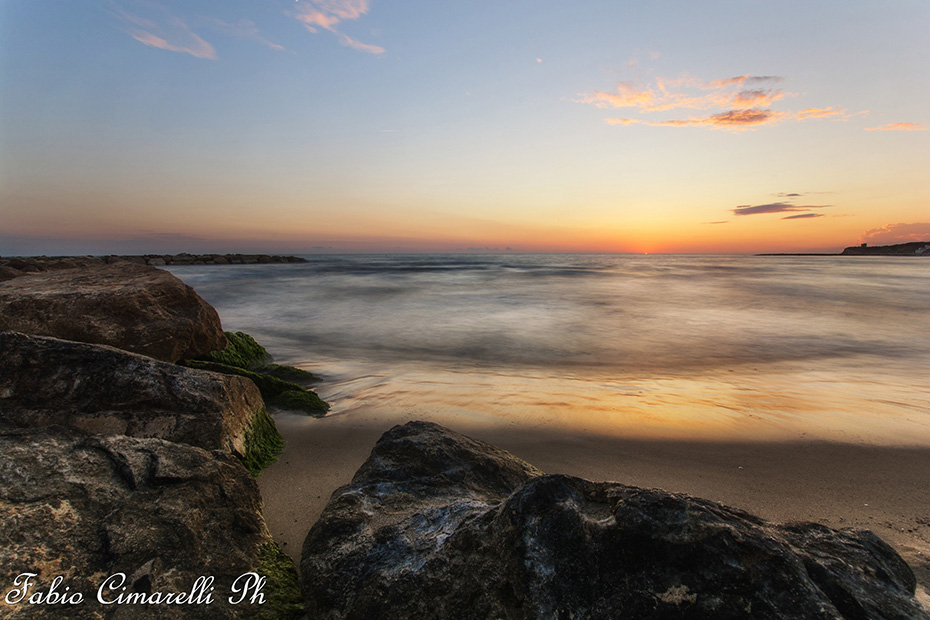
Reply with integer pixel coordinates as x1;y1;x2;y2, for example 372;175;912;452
259;412;930;599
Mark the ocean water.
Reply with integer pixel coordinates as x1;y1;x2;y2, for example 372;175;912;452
168;254;930;445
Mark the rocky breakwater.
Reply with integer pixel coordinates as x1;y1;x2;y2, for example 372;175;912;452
0;262;304;619
302;421;929;620
0;254;307;278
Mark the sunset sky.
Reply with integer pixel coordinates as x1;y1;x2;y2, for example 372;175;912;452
1;0;928;255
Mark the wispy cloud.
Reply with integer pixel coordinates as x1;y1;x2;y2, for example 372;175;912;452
611;108;790;128
293;0;384;54
782;213;825;220
865;122;928;132
859;222;930;244
578;75;786;113
796;107;849;120
208;18;284;51
732;202;831;216
579;72;853;131
110;1;216;59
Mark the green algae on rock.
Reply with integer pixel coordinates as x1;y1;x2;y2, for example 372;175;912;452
255;541;305;620
259;363;320;385
265;388;330;415
199;331;272;369
183;359;330;416
189;331;329;416
242;407;286;476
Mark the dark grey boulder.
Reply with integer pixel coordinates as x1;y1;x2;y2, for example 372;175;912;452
0;331;262;455
0;429;303;619
0;262;225;362
301;421;928;620
0;265;22;281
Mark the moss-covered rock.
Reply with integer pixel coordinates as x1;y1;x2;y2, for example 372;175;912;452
259;363;320;385
184;359;295;397
268;389;330;415
183;359;330;416
256;541;305;620
242;407;286;476
199;331;271;369
190;331;330;418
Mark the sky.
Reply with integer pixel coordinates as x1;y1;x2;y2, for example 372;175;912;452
1;0;928;255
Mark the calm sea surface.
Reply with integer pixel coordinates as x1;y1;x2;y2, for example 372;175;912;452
168;254;930;445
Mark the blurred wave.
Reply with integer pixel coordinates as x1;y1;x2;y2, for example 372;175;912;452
170;254;929;375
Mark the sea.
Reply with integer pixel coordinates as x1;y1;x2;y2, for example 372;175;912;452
167;254;930;446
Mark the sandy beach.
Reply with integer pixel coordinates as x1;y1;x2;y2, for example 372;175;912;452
259;410;930;604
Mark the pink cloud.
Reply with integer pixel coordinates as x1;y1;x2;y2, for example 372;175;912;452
796;107;849;120
577;76;786;113
709;108;782;126
112;2;216;59
865;122;928;132
607;108;787;131
293;0;384;54
578;82;659;109
859;223;930;245
580;72;856;130
705;75;784;89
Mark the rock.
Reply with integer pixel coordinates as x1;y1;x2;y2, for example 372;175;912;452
0;262;225;362
0;428;304;619
0;256;107;274
301;421;929;620
196;331;273;369
185;331;329;416
0;265;22;281
0;332;270;461
184;359;330;416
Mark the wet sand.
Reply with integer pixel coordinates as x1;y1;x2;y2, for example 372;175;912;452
259;411;930;602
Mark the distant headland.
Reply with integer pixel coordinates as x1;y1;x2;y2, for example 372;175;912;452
759;241;930;257
839;241;930;256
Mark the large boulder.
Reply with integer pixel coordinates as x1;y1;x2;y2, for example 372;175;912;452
0;429;303;619
301;421;928;620
0;332;264;457
0;262;225;362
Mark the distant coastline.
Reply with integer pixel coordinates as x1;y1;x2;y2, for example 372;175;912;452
759;241;930;257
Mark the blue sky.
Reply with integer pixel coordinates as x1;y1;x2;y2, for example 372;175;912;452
1;0;928;254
